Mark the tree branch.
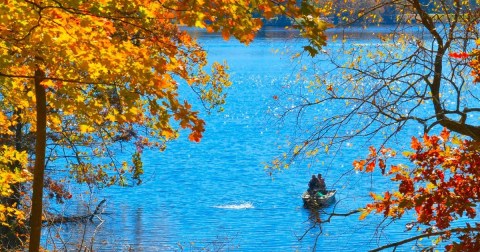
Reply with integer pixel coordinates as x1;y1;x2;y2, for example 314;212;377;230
370;227;480;252
43;199;107;225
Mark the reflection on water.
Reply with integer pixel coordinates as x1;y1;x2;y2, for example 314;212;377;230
133;208;143;250
308;209;321;225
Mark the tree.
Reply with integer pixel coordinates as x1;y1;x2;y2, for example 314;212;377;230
0;0;331;250
268;0;480;250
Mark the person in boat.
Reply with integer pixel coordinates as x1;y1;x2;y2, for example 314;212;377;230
317;174;327;195
308;175;322;196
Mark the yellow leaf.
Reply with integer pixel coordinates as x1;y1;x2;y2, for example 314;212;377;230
129;107;139;115
359;208;371;220
79;124;94;133
452;135;462;145
370;192;383;201
195;20;205;28
426;182;436;191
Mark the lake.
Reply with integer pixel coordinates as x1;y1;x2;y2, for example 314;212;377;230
45;27;429;251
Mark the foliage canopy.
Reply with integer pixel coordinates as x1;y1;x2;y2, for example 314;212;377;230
0;0;331;250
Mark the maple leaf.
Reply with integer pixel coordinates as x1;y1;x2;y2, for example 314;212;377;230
441;127;450;141
411;136;422;151
366;160;376;172
353;160;366;171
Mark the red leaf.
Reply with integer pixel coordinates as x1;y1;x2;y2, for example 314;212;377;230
449;52;469;59
366;160;376;172
436;170;444;181
415;205;422;214
379;159;386;174
398;178;414;194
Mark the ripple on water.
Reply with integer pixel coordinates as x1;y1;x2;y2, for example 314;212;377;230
213;202;255;210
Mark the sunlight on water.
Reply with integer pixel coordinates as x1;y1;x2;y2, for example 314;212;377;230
213;202;255;210
46;27;435;251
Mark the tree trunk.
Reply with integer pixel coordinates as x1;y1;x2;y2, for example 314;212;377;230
29;68;46;252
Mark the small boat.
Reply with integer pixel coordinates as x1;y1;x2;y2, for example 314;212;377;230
302;190;336;208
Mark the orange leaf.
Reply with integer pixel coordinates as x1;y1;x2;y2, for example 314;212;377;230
353;160;366;171
411;137;421;150
389;165;400;174
369;146;376;157
440;127;450;141
222;29;231;41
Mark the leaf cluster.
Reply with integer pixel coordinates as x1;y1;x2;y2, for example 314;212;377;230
356;128;480;250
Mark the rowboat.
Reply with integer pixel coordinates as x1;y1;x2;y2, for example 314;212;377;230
302;190;336;208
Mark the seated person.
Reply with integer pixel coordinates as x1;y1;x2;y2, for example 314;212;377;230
308;175;320;195
317;174;327;195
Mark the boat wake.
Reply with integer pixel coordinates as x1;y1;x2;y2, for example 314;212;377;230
214;202;254;210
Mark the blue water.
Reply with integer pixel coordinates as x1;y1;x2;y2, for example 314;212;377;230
46;28;432;251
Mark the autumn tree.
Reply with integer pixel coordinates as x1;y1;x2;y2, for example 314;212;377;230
0;0;332;250
269;0;480;250
355;128;480;251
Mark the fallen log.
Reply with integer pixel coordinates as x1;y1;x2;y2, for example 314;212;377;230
43;199;106;226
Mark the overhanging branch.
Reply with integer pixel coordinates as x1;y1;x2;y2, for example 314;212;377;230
370;226;480;252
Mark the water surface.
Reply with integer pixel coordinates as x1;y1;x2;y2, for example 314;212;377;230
47;27;427;251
